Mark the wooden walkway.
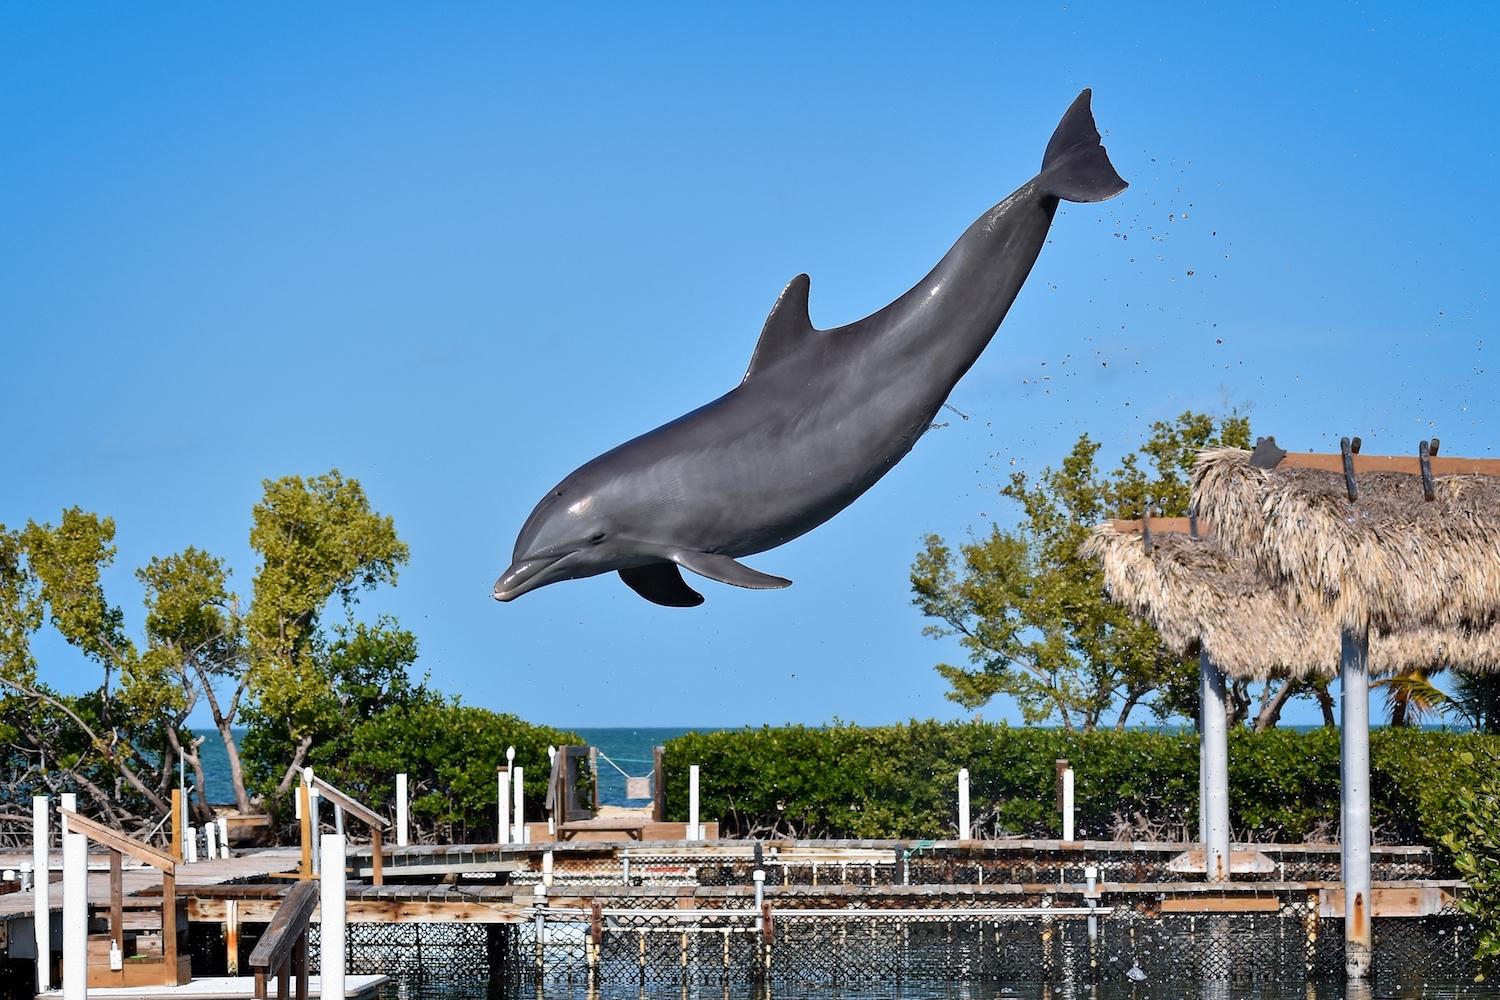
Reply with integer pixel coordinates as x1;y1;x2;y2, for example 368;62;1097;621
0;846;303;922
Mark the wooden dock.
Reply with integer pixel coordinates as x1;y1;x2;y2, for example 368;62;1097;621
35;974;387;999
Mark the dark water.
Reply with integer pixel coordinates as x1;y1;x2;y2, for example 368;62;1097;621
192;727;716;807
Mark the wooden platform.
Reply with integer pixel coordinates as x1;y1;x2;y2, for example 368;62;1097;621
36;974;387;999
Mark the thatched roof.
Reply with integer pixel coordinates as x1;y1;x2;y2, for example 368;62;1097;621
1192;446;1500;633
1083;521;1500;682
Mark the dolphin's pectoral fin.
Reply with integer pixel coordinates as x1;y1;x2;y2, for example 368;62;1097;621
619;563;705;607
742;273;814;382
672;550;792;591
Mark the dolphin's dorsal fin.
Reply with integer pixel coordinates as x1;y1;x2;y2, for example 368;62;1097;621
743;274;814;382
619;563;704;607
672;550;792;590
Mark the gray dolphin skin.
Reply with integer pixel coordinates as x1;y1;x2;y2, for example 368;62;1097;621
496;90;1127;607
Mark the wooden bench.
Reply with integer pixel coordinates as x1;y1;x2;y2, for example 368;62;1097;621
558;816;652;841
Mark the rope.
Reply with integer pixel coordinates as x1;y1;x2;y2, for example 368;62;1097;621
595;751;646;780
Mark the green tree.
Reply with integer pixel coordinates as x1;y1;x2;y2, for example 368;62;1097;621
240;470;410;797
911;412;1259;729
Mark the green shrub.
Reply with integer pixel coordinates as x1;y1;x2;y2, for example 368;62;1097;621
663;722;1499;847
1438;746;1500;977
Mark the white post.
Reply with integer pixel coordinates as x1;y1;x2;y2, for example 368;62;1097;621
547;746;558;835
513;765;526;844
541;849;554;888
1201;650;1232;882
319;832;347;1000
1342;626;1373;980
217;816;231;859
1061;767;1075;842
32;795;49;994
497;768;511;845
205;815;219;860
60;792;76;836
957;768;971;840
62;832;86;1000
688;765;701;840
185;825;199;864
396;773;409;847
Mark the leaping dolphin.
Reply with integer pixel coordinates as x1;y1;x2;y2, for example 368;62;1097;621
496;89;1127;607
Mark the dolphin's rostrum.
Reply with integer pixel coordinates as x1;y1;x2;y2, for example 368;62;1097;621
496;90;1127;607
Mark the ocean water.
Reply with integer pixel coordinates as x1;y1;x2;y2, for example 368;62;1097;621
191;726;714;807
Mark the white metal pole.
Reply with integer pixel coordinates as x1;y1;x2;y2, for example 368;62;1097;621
334;803;345;839
957;768;971;840
185;825;199;864
62;832;87;1000
320;832;347;1000
32;795;49;994
1200;650;1232;882
1342;626;1373;980
396;773;409;847
217;816;230;859
513;766;526;844
689;765;701;840
1061;768;1075;842
547;746;558;835
498;767;511;845
205;817;219;860
60;792;75;836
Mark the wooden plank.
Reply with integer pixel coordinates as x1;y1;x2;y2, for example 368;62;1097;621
1110;517;1207;537
299;785;312;879
354;860;520;878
1160;895;1280;913
248;881;319;973
110;849;124;953
61;808;177;873
370;828;383;888
163;870;180;986
1320;884;1457;918
308;775;388;830
1276;452;1500;478
172;789;184;863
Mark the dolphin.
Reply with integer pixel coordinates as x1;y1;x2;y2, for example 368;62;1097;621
495;89;1127;607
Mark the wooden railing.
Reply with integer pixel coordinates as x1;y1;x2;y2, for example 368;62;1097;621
249;880;318;1000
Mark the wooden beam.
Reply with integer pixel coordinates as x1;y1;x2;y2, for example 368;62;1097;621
162;869;179;986
1160;895;1280;913
60;808;176;873
171;789;183;863
299;783;312;879
371;827;383;887
308;774;388;830
1274;452;1500;478
110;849;124;954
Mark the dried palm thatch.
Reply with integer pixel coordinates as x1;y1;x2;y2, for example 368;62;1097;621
1192;447;1500;633
1082;523;1500;682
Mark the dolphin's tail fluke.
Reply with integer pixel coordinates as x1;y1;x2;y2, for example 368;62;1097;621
1038;89;1128;204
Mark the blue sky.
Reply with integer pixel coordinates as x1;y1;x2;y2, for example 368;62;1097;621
2;3;1494;728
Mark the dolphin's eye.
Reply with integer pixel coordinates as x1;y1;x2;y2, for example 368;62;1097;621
590;531;607;545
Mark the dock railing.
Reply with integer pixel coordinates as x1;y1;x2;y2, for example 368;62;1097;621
249;880;318;1000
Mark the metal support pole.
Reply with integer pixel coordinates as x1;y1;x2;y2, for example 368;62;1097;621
32;795;49;994
1200;650;1232;882
957;768;971;840
62;832;86;1000
319;833;347;1000
396;773;409;847
1342;626;1373;980
306;768;321;876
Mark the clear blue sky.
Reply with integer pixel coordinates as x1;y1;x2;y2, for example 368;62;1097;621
3;3;1494;728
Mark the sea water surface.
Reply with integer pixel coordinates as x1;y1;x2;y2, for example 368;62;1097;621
192;727;712;806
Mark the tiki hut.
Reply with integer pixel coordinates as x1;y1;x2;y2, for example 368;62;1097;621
1184;438;1500;978
1083;517;1500;897
1083;521;1500;682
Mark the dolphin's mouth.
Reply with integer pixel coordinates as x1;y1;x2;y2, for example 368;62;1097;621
492;552;575;602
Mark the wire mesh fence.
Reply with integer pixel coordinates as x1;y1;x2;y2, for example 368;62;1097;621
298;892;1475;991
